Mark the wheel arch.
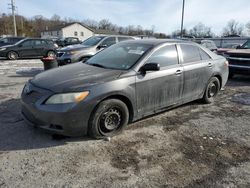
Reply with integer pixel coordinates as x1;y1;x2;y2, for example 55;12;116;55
90;94;135;124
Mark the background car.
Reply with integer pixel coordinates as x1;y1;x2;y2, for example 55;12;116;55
0;38;58;60
0;37;24;47
216;43;241;56
199;40;218;51
223;39;250;78
55;37;81;47
21;40;228;138
56;35;135;65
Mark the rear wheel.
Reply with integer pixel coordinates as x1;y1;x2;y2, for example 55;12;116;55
7;51;18;60
47;50;56;57
202;77;220;104
88;99;129;138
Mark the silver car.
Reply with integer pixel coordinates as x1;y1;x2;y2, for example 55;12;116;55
56;35;135;65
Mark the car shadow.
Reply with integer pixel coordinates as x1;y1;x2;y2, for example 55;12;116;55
0;98;92;152
227;75;250;87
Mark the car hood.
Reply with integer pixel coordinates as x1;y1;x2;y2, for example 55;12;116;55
31;63;122;93
226;49;250;54
60;44;91;51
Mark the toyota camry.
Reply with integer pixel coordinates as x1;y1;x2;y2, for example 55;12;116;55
21;39;229;138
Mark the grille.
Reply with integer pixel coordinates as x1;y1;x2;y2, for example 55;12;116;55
228;57;250;66
57;52;65;57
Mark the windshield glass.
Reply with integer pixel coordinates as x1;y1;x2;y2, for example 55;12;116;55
86;42;153;70
81;36;105;46
15;39;26;45
241;40;250;49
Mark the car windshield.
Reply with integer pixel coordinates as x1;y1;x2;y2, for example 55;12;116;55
81;36;105;46
86;42;153;70
241;40;250;49
15;39;26;45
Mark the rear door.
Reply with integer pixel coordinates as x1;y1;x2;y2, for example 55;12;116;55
32;39;47;56
136;44;183;115
179;44;213;101
18;39;35;57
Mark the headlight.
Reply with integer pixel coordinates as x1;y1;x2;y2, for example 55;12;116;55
0;48;6;51
66;51;79;55
45;91;89;104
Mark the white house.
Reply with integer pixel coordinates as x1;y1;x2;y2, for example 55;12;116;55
41;22;94;41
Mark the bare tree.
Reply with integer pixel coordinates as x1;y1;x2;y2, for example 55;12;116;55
222;19;243;36
189;23;214;38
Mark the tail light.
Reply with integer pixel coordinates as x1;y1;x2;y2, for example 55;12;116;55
224;60;229;67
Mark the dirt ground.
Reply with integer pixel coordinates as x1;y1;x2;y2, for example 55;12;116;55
0;59;250;188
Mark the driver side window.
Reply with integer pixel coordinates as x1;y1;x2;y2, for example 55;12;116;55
146;45;179;67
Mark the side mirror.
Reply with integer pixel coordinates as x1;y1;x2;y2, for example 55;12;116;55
140;63;160;73
97;44;107;49
236;45;241;49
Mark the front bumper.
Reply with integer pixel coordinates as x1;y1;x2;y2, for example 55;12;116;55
21;83;95;137
56;52;79;66
0;51;7;57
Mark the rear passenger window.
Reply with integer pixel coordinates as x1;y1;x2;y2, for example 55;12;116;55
199;48;211;60
147;45;178;67
181;44;201;63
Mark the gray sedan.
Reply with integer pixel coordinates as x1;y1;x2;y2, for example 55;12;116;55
21;39;229;138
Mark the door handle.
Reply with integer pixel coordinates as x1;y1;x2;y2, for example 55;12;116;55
208;63;212;68
175;70;182;75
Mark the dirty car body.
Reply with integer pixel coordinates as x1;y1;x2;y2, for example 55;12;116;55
21;39;228;137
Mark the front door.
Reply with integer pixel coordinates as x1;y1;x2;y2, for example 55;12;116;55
136;45;183;117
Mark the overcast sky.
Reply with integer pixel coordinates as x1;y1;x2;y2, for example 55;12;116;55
1;0;250;35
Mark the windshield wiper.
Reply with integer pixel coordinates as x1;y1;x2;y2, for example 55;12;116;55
89;63;106;68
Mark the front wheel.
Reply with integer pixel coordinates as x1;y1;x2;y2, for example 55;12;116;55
88;99;129;138
7;51;18;60
202;77;220;104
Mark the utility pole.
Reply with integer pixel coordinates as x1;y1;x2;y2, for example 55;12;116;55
180;0;185;38
9;0;17;36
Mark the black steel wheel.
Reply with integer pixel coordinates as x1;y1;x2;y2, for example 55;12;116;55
202;77;220;104
88;99;129;138
7;51;18;60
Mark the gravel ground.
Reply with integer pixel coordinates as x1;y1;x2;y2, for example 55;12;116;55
0;59;250;188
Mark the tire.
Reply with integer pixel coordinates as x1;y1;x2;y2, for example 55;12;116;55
88;99;129;138
202;77;220;104
47;50;56;57
7;51;18;60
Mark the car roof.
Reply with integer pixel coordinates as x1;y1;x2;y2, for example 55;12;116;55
121;39;195;46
